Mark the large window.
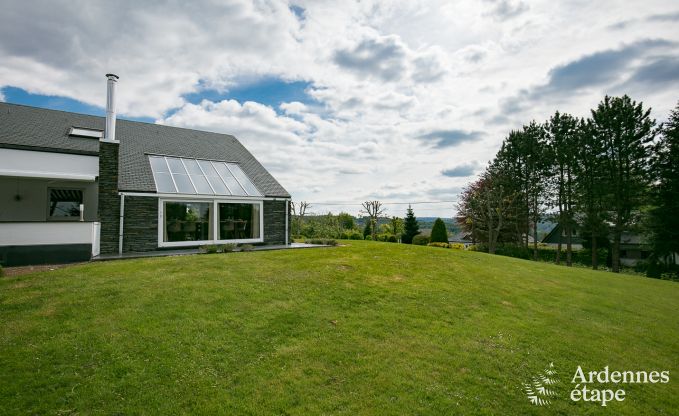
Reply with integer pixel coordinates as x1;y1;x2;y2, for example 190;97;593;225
48;189;83;220
149;155;262;196
160;199;263;246
218;203;260;240
162;201;212;242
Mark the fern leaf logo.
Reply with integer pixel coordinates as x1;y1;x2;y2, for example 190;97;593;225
524;362;559;406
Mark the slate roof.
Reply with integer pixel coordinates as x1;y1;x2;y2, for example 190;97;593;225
448;232;472;243
0;102;290;197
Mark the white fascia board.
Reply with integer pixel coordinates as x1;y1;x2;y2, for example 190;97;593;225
119;191;289;201
0;148;98;181
0;169;96;181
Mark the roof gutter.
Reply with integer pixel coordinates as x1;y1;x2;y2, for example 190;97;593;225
117;191;289;200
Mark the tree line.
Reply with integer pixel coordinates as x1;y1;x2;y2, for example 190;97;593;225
289;201;449;245
457;95;679;276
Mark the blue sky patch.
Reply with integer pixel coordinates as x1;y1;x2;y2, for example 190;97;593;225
1;86;154;123
290;5;305;21
183;78;315;110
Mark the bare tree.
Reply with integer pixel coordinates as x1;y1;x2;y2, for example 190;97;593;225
361;200;385;241
291;201;310;236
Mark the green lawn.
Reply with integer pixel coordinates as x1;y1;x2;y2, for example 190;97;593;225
1;241;678;415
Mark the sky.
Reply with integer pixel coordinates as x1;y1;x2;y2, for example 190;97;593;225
1;0;678;218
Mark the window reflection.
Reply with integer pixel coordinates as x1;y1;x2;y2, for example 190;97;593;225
218;203;260;240
163;201;212;242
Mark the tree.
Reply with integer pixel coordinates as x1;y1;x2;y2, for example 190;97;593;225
457;164;517;254
648;102;679;276
337;212;355;231
546;111;579;266
494;123;548;255
494;130;529;245
516;122;549;259
575;119;609;270
389;216;404;239
402;205;420;244
363;218;372;239
290;201;310;236
361;200;385;241
590;95;656;272
430;218;449;243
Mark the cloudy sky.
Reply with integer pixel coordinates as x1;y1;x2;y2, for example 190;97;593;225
1;1;678;217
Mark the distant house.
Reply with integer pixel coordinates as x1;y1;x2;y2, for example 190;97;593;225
448;232;473;247
0;75;290;267
617;232;652;267
541;224;654;266
541;223;584;250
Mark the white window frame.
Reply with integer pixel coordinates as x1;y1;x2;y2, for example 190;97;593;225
158;198;264;247
46;187;86;222
69;127;103;139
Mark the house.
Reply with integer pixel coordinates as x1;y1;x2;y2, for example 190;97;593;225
540;223;584;250
0;75;290;267
541;223;655;266
448;232;473;247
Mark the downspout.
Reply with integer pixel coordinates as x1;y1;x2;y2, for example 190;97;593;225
118;194;125;255
285;198;289;246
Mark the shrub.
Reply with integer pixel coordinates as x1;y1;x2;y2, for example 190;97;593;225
450;243;466;250
430;218;449;243
428;242;450;248
479;243;610;268
202;244;219;254
0;265;3;277
365;235;373;241
348;231;363;240
412;235;430;245
308;238;338;246
376;233;391;242
340;232;350;239
220;243;237;253
239;244;254;252
387;235;398;243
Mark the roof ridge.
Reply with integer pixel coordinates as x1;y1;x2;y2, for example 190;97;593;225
0;102;237;138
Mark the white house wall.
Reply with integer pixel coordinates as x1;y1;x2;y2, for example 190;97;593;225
0;222;95;246
0;176;98;221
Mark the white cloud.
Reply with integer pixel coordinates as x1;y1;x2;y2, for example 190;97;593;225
1;0;678;217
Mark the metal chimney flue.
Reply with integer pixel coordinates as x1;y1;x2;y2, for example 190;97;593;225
104;73;119;142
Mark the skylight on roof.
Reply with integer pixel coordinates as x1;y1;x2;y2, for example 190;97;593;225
148;155;262;197
69;127;103;139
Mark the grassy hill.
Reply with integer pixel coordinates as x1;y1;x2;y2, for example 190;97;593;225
1;241;677;414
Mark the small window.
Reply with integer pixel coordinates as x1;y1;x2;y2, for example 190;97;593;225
69;127;103;139
48;189;83;219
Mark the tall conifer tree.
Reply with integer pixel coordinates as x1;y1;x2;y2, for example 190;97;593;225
648;102;679;276
590;95;655;272
402;205;420;244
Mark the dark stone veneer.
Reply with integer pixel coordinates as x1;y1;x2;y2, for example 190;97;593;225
103;195;289;253
262;199;289;245
97;141;120;255
98;142;288;253
122;197;158;252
